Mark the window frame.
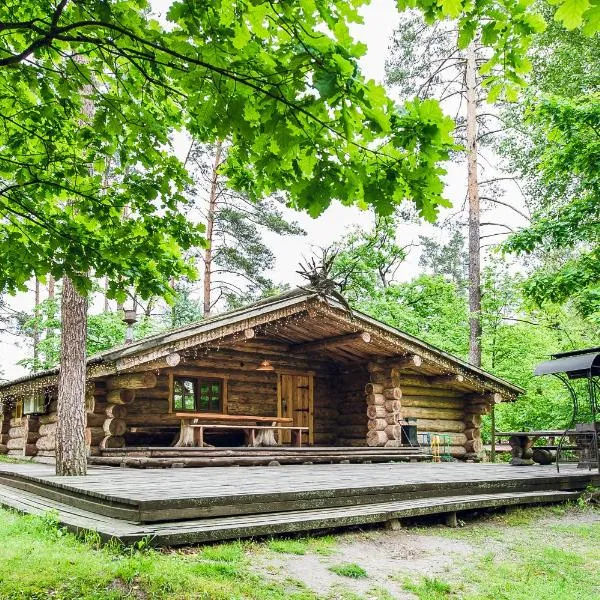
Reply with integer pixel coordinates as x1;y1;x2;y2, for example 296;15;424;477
172;376;224;413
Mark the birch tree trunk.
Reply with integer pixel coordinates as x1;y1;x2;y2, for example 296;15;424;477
203;141;223;316
465;42;482;368
56;276;88;476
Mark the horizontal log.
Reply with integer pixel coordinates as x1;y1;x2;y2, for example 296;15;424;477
39;412;58;425
291;331;371;353
464;438;484;453
384;400;401;413
86;427;105;447
383;388;402;400
9;418;23;427
384;424;402;440
401;397;464;409
86;413;106;428
9;426;26;438
6;438;24;450
99;435;125;449
364;383;383;395
416;418;465;432
402;407;464;420
367;418;388;432
420;432;467;446
366;430;388;447
103;418;127;436
366;393;385;406
464;414;482;428
391;354;423;371
463;427;480;441
106;389;136;405
106;372;157;390
366;405;387;419
428;374;465;386
35;450;56;457
38;423;57;437
397;386;464;398
36;435;56;451
385;413;400;425
105;404;127;419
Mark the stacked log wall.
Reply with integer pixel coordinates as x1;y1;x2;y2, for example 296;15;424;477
335;366;369;447
0;411;9;454
7;414;39;457
90;349;341;450
35;397;58;458
366;364;402;447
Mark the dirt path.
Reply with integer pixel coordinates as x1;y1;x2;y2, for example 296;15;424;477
253;506;600;599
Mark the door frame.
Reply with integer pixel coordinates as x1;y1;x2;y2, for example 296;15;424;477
277;371;314;445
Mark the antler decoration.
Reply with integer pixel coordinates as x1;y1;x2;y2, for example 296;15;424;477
296;248;353;315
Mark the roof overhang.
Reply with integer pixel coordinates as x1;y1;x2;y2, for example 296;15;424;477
534;350;600;379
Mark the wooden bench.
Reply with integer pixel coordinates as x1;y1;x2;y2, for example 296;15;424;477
189;424;309;448
174;413;304;448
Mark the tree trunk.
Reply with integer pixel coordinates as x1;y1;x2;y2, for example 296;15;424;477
203;140;224;316
466;42;482;368
32;277;40;372
56;276;88;476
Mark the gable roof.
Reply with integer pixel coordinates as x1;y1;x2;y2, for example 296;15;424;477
0;288;524;397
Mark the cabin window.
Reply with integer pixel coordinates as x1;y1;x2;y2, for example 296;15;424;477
173;377;222;413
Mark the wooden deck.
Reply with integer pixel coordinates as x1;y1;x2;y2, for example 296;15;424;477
0;462;597;546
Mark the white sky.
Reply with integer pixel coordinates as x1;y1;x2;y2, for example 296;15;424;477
0;1;526;380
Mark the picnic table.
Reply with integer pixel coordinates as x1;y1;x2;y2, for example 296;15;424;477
174;413;309;448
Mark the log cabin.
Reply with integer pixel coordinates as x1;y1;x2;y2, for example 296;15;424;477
0;289;523;465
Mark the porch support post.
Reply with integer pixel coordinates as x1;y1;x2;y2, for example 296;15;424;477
366;363;402;447
464;394;491;459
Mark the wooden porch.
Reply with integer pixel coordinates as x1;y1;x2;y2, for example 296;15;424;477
0;462;597;546
89;444;431;468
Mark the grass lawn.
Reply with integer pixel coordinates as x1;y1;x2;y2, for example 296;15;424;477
0;501;598;599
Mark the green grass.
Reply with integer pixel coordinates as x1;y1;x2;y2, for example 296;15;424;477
0;507;317;599
403;576;453;599
328;563;368;579
402;506;600;600
266;535;336;556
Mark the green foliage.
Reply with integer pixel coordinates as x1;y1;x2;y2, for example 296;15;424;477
505;95;600;318
167;282;204;328
0;1;461;312
500;13;600;320
18;297;164;371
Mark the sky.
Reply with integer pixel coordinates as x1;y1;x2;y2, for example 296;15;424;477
0;1;526;380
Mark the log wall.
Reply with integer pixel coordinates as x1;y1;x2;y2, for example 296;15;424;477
336;366;370;447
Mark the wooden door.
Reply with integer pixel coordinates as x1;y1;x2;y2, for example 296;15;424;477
278;374;314;445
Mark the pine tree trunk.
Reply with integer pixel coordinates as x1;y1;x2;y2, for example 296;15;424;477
32;278;40;372
56;276;88;476
203;141;223;316
465;42;481;368
46;275;55;339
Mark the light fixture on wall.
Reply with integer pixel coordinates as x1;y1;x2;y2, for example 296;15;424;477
256;360;275;371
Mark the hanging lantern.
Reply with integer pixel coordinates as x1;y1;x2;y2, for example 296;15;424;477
256;360;275;371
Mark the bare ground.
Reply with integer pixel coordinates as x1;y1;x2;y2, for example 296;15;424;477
253;506;600;599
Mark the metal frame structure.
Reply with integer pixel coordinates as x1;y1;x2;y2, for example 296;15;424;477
534;348;600;472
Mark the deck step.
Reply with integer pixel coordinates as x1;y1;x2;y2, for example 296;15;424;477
0;481;581;546
0;464;591;524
